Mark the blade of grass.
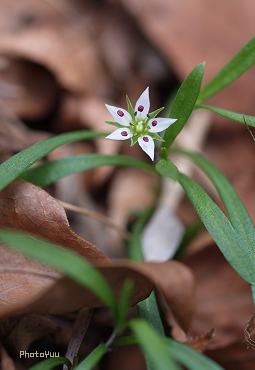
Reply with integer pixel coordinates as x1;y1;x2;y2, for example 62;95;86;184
196;104;255;127
29;356;71;370
0;130;106;191
167;339;225;370
129;319;181;370
178;173;255;283
198;37;255;103
175;150;255;250
0;229;117;314
20;154;156;187
74;344;107;370
162;63;205;153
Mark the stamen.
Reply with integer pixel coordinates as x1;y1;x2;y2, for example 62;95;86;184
138;105;144;112
143;136;149;142
117;110;124;117
121;131;128;137
152;120;157;127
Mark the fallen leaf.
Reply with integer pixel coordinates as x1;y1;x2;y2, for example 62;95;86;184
0;178;109;262
121;0;255;132
183;241;254;349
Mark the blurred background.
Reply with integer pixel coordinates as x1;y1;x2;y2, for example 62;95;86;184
1;1;255;369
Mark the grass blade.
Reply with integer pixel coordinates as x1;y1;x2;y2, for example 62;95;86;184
198;37;255;102
176;150;255;250
196;104;255;127
0;131;106;191
20;154;156;187
178;173;255;283
29;356;71;369
0;229;117;313
162;63;205;152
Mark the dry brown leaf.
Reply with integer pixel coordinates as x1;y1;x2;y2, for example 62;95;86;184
0;178;109;263
121;0;255;132
184;242;254;349
0;179;194;331
0;0;107;95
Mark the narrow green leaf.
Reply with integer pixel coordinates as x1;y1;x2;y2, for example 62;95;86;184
162;62;205;152
196;104;255;127
156;158;179;181
167;339;225;370
129;319;181;370
0;229;117;314
74;344;107;370
29;356;71;370
116;279;133;331
115;336;225;370
176;150;255;250
149;107;164;118
198;37;255;102
178;173;255;283
0;131;106;191
137;291;165;337
20;154;156;187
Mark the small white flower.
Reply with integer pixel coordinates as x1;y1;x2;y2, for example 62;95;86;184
105;87;177;161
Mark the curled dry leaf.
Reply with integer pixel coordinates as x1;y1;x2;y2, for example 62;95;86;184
0;178;109;263
0;179;194;331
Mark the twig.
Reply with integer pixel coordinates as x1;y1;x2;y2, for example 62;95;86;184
57;199;130;240
243;114;255;143
63;308;93;370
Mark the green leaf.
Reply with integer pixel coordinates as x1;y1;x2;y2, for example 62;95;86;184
167;339;225;370
149;107;165;118
156;158;179;181
178;173;255;283
116;280;133;331
129;319;181;370
74;344;107;370
198;37;255;102
137;291;165;337
196;104;255;127
0;131;106;191
20;154;156;187
0;229;117;314
176;150;255;250
149;132;164;142
105;121;123;128
29;356;71;370
126;95;136;120
162;62;205;153
115;335;224;370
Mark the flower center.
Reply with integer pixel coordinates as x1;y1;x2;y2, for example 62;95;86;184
121;131;128;137
117;110;124;117
143;136;149;142
136;121;144;133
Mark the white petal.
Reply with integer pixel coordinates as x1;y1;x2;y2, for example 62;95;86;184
135;87;150;120
148;118;177;133
106;128;133;141
138;135;155;161
105;104;132;126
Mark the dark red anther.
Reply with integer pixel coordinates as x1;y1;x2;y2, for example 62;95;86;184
143;136;149;142
117;110;124;117
121;131;128;137
138;105;144;112
152;120;157;127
